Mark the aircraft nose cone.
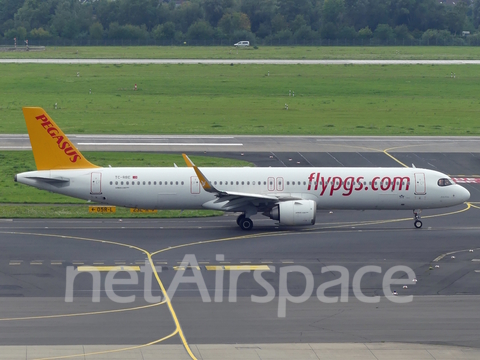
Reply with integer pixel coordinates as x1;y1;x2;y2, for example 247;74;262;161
459;186;470;203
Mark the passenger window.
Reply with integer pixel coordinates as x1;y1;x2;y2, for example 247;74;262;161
176;181;178;185
121;181;124;185
126;181;129;185
241;181;244;185
115;181;118;185
181;181;184;185
143;181;146;185
110;181;113;185
148;181;151;185
170;181;173;185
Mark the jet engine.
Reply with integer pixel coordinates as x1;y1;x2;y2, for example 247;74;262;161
266;200;316;226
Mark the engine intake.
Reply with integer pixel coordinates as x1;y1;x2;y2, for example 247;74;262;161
267;200;316;226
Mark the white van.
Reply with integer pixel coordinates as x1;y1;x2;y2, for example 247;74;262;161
234;41;250;47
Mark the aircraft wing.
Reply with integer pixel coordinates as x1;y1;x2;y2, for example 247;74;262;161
182;154;301;212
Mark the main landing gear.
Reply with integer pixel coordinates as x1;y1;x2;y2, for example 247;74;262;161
236;214;253;231
413;209;422;229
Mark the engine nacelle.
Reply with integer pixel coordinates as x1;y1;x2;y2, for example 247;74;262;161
267;200;316;226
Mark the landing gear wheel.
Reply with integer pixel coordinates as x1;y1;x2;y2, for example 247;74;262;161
414;220;423;229
239;218;253;231
236;214;245;226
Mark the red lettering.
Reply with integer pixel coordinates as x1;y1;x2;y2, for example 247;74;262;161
41;121;53;129
70;154;81;163
392;176;410;191
59;141;69;150
307;173;315;191
64;147;77;156
53;135;64;145
381;177;391;191
355;176;364;191
47;127;58;136
342;176;355;196
35;114;48;122
320;177;331;196
330;176;342;196
371;176;380;191
315;173;320;191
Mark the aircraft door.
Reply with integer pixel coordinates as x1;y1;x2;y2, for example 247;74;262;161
190;176;200;194
267;177;275;191
90;172;102;194
414;173;426;195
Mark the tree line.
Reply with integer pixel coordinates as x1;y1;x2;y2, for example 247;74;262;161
1;0;480;45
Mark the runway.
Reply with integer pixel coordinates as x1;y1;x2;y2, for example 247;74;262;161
3;59;480;65
2;134;480;152
1;149;480;359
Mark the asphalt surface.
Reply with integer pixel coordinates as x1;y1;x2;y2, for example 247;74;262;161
1;151;479;351
2;134;480;153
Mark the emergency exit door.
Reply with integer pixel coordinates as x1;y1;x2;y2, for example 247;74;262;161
414;173;426;195
90;172;102;194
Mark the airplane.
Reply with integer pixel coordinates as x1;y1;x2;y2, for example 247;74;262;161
15;107;470;230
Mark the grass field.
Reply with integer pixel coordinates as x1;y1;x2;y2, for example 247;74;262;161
0;205;222;218
0;151;250;217
2;46;480;60
1;63;479;136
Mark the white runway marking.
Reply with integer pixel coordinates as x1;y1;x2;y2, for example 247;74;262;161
77;142;243;146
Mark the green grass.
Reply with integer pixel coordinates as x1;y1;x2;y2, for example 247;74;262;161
1;63;479;136
0;205;222;218
0;151;252;204
2;46;480;60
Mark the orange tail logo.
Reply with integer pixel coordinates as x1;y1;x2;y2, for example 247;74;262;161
22;107;98;170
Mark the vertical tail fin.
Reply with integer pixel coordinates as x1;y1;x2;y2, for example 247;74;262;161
22;107;98;170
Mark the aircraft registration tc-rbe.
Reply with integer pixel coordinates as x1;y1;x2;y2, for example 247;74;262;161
15;107;470;230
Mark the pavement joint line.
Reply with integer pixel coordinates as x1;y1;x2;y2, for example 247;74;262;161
0;230;197;360
475;270;480;273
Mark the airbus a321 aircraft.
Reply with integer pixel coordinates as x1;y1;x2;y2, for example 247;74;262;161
15;107;470;230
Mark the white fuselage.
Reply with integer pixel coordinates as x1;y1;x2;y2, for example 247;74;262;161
16;167;470;211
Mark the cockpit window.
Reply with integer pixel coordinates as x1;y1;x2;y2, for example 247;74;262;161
437;178;453;187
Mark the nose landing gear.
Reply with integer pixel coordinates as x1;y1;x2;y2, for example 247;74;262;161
413;209;422;229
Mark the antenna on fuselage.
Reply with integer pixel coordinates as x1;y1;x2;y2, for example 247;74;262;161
412;163;416;168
